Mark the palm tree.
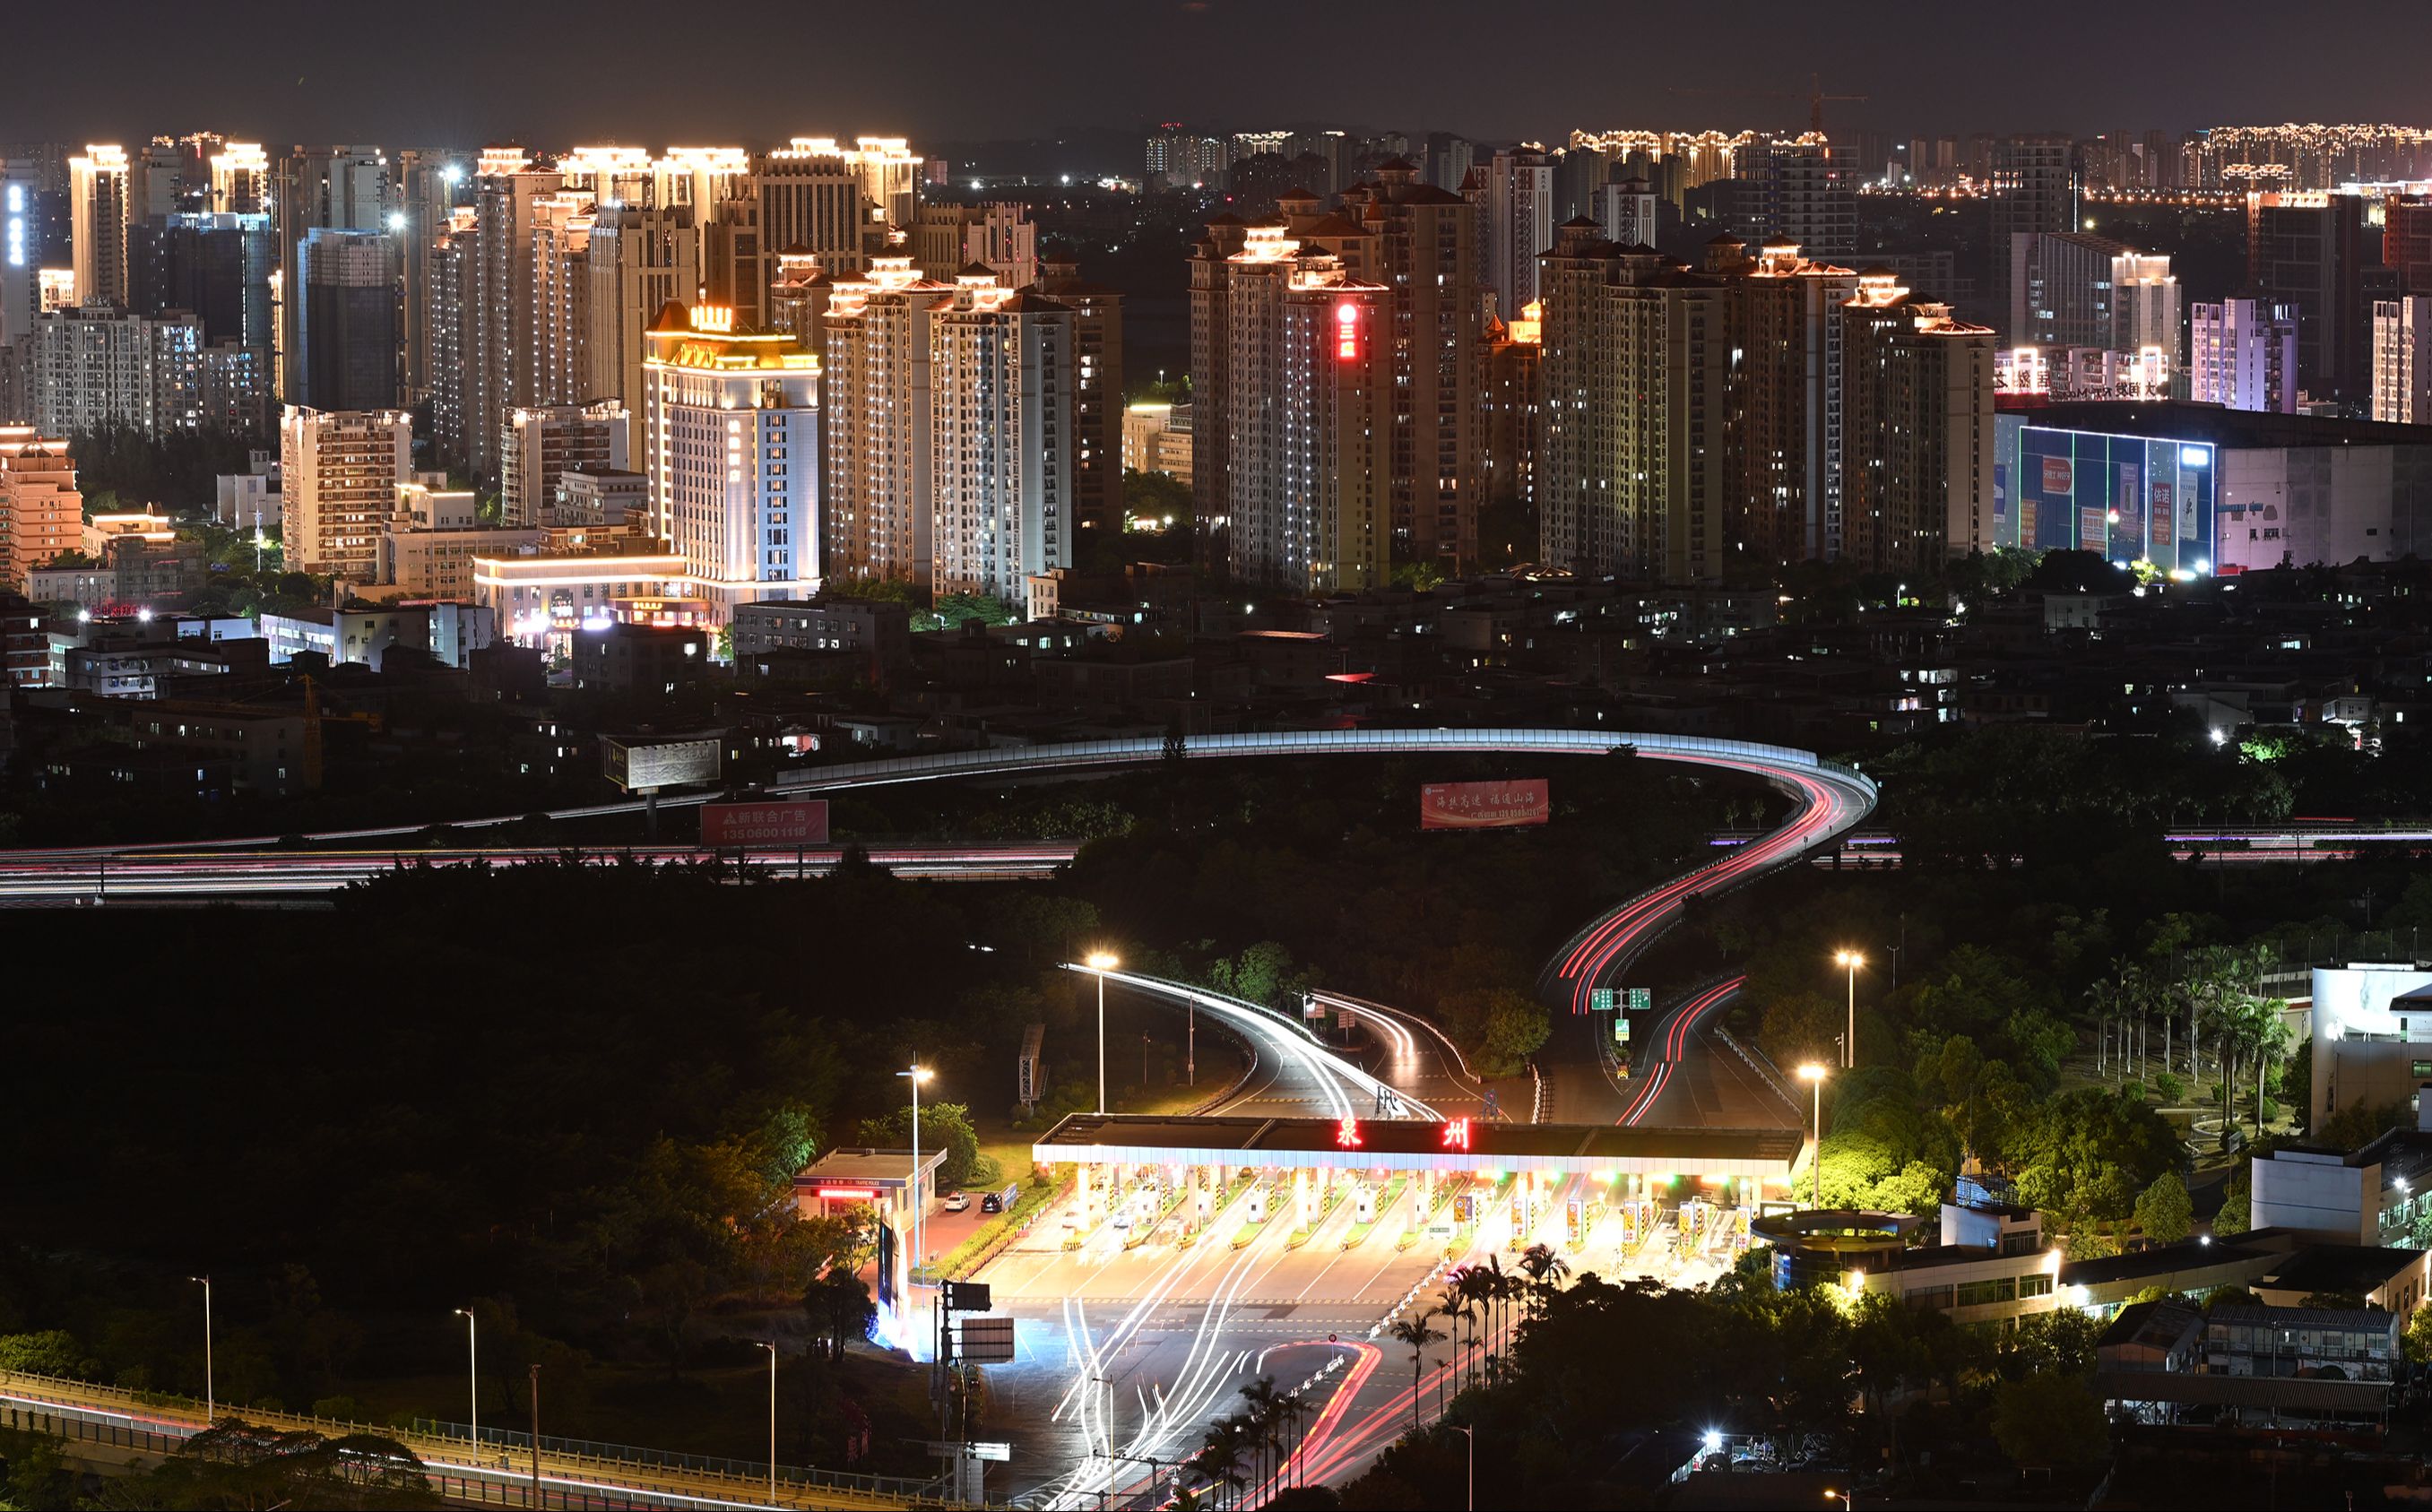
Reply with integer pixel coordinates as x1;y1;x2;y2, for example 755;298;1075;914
2120;962;2150;1079
1271;1392;1312;1491
2088;977;2118;1076
1195;1415;1247;1511
1456;1265;1494;1390
1481;1252;1514;1375
1517;1240;1571;1321
1388;1315;1444;1434
1236;1376;1277;1496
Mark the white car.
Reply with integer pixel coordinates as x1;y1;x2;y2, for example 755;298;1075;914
942;1193;970;1213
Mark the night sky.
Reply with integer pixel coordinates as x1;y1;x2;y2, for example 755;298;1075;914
11;0;2432;149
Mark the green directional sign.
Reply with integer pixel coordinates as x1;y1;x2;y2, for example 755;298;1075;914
1589;988;1617;1012
1624;988;1652;1013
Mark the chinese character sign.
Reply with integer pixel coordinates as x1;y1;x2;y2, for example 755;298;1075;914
1419;779;1551;830
1335;1116;1363;1150
1439;1118;1471;1152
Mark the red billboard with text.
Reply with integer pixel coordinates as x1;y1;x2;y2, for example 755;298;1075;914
1420;779;1550;831
701;799;830;849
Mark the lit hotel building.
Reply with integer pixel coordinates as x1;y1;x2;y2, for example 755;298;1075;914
641;302;821;621
2372;296;2432;425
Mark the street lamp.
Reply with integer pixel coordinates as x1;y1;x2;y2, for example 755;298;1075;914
1834;952;1864;1067
453;1308;478;1453
898;1066;933;1300
1449;1423;1474;1511
1086;952;1120;1114
754;1341;777;1507
190;1276;212;1423
1797;1065;1829;1210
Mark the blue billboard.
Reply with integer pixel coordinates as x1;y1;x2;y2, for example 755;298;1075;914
2001;425;2216;573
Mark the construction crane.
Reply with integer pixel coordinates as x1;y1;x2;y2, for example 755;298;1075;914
1666;73;1868;137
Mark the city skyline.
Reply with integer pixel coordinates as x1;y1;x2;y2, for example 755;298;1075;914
9;0;2432;148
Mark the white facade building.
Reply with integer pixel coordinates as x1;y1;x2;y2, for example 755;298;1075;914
1485;147;1554;320
641;302;821;622
928;280;1074;600
2190;298;2300;414
2373;296;2432;425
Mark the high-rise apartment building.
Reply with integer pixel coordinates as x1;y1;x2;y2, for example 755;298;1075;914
280;404;412;577
913;203;1038;289
1337;160;1488;565
585;205;698;423
24;300;201;436
1031;252;1125;539
2189;297;2300;414
928;279;1074;600
1745;136;1857;260
1987;136;2074;338
2010;233;2179;374
2246;190;2375;407
394;150;465;408
1481;302;1542;524
427;208;478;470
819;258;950;583
1592;176;1657;249
641;302;822;619
209;143;268;215
273;146;392;403
133;212;274;352
1536;222;1733;583
1731;238;1860;563
470;148;563;478
298;229;397;411
4;161;47;357
531;192;595;413
1839;272;1998;571
1145;125;1228;189
69;145;131;307
500;402;628;529
0;428;83;590
1204;228;1387;593
1484;146;1554;320
2372;297;2432;424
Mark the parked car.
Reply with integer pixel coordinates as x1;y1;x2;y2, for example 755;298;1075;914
942;1193;970;1213
980;1193;1005;1214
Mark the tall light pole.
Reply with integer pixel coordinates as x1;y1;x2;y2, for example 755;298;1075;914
1834;952;1864;1067
1798;1064;1829;1210
1086;952;1120;1114
898;1065;933;1300
190;1275;212;1423
453;1308;478;1453
755;1341;777;1507
1450;1423;1474;1510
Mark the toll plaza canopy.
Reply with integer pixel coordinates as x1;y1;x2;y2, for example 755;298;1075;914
1032;1113;1805;1182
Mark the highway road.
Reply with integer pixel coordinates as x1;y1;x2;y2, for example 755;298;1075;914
0;1368;945;1508
0;842;1077;903
1534;752;1875;1125
27;727;1865;1505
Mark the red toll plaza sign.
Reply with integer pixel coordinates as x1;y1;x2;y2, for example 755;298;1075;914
700;798;829;849
1419;779;1550;831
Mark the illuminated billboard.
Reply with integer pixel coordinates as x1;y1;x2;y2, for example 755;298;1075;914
1420;779;1550;830
2003;425;2216;573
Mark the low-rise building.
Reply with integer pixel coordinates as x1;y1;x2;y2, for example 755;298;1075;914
260;600;496;671
571;621;710;695
731;597;913;675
